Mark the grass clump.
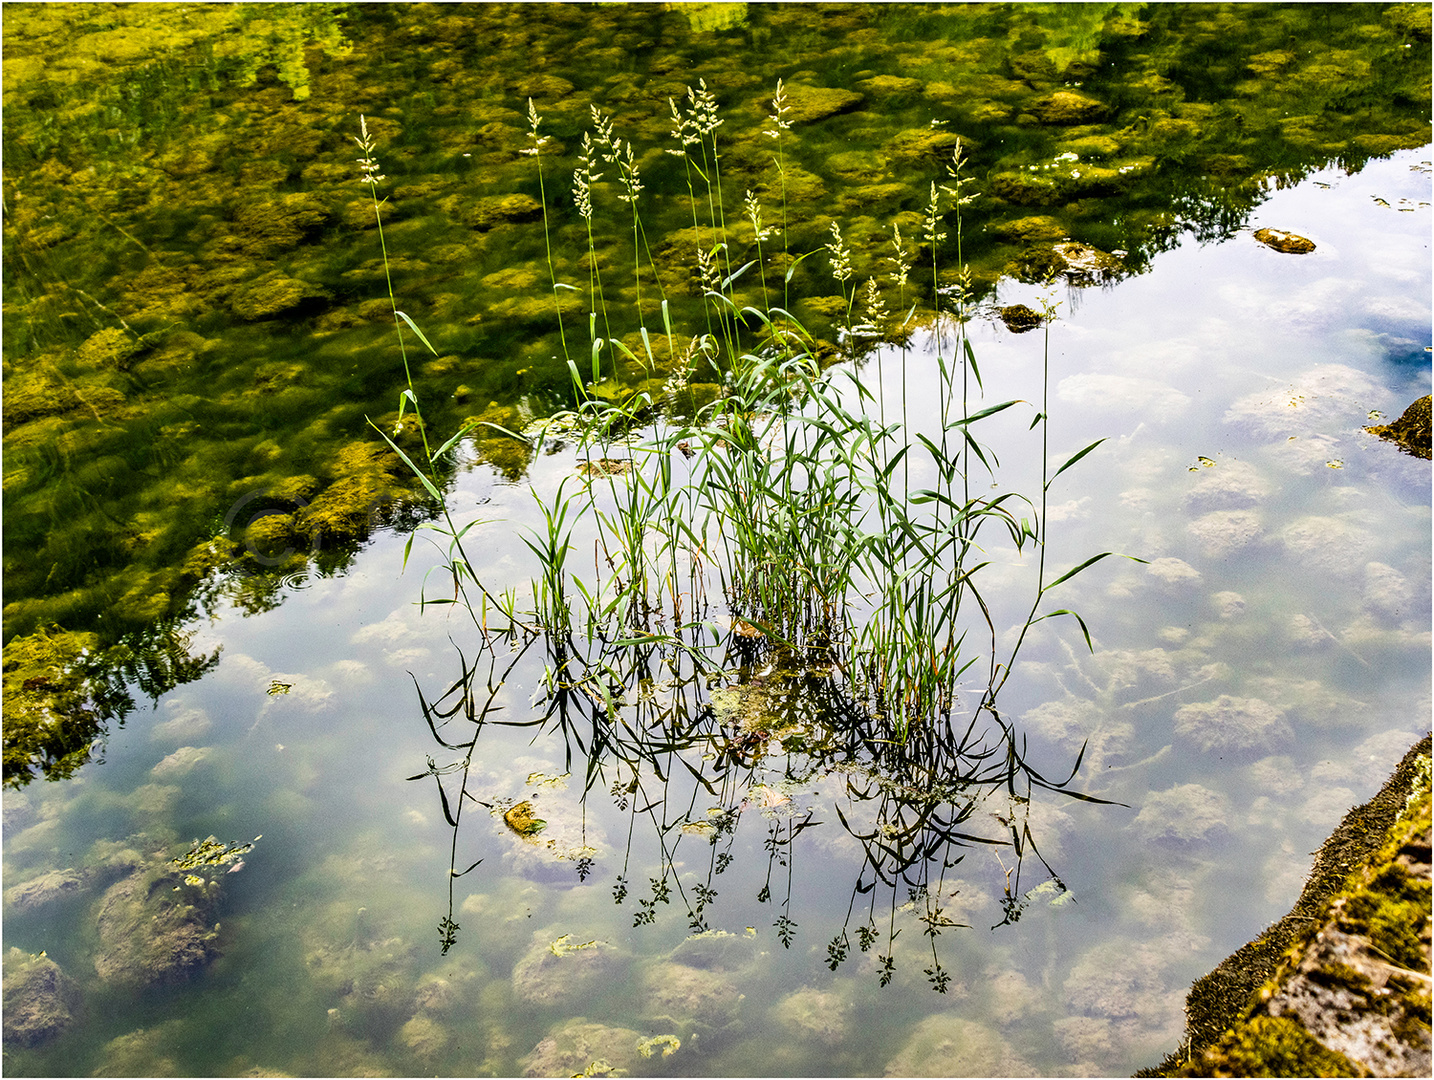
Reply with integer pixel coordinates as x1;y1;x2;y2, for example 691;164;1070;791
355;88;1133;971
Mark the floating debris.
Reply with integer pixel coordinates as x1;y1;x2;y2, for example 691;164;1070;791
503;801;547;837
549;934;602;957
637;1034;681;1059
171;835;260;872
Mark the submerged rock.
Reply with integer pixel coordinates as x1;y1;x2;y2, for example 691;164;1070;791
2;948;80;1048
4;868;87;912
1253;227;1316;254
770;987;852;1045
93;866;221;989
883;1014;1034;1076
666;929;759;973
1366;395;1432;460
997;304;1044;333
230;271;330;321
781;84;865;124
91;1021;185;1077
1131;784;1231;846
512;932;626;1008
641;960;743;1033
519;1018;647;1078
1173;695;1293;756
1032;90;1108;124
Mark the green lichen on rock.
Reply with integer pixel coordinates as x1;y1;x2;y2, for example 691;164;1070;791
1187;1015;1363;1077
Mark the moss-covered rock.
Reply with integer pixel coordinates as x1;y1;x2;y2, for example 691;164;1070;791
998;304;1044;333
781;84;864;124
230;271;330;321
1253;227;1317;254
1033;90;1109;124
2;948;81;1048
92;862;222;989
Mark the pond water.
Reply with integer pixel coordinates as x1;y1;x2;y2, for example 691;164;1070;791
2;2;1434;1078
5;144;1429;1075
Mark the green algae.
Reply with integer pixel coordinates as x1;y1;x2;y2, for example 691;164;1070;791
3;2;1430;784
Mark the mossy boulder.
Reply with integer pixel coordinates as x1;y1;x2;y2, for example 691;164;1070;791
4;868;87;912
466;194;544;230
640;960;743;1034
998;304;1044;333
519;1018;647;1078
884;127;965;166
512;933;627;1008
1253;227;1316;254
1033;90;1109;124
230;272;330;321
883;1015;1032;1076
1366;395;1431;460
93;864;221;989
2;948;81;1048
855;74;924;103
76;327;147;372
781;84;864;124
1053;240;1125;281
230;193;333;256
994;215;1068;242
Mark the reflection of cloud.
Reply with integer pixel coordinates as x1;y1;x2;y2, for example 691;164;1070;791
352;610;421;646
1224;364;1382;438
1187;510;1263;557
1146;557;1201;585
149;703;212;744
1046;497;1092;523
330;659;373;683
1298;786;1358;827
1211;591;1245;618
1058;373;1191;422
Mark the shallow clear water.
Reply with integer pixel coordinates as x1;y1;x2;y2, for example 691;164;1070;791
4;151;1429;1077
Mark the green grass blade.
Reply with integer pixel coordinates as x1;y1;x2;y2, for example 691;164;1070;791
394;310;440;356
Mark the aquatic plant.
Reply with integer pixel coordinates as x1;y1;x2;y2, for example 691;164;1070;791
371;86;1137;984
